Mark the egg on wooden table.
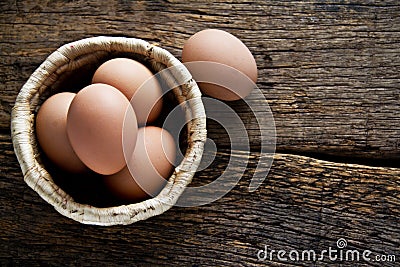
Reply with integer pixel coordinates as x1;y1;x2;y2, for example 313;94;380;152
92;58;163;125
67;83;138;175
182;29;258;101
104;126;176;201
36;92;87;173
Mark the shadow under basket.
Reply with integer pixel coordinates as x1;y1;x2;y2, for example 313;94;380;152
11;36;207;226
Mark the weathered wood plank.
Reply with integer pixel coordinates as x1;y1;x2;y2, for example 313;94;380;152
1;0;399;161
1;1;399;266
0;134;399;266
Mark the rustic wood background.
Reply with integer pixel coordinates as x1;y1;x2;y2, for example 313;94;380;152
1;0;399;266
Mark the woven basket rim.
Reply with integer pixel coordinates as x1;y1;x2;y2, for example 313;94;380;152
11;36;207;226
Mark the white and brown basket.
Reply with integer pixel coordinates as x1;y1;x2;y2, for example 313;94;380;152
11;36;207;226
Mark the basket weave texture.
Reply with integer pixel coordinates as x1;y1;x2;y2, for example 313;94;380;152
11;36;206;226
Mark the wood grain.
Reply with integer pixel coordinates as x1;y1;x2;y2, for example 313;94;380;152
1;0;399;161
0;0;399;266
1;134;399;266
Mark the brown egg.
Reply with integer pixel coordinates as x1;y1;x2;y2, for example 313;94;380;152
67;83;138;175
92;58;163;125
182;29;258;101
36;92;87;173
104;126;176;201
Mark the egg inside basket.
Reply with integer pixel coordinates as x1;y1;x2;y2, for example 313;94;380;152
11;36;206;226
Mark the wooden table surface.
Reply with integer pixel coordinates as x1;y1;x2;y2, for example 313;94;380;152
1;0;399;266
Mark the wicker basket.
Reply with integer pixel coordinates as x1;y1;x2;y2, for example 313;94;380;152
11;36;207;226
